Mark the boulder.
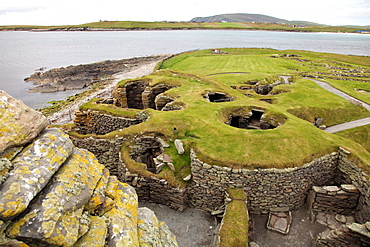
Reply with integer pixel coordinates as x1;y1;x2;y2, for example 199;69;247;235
138;207;178;247
6;148;104;246
103;176;139;246
0;90;48;153
0;128;74;221
174;139;185;155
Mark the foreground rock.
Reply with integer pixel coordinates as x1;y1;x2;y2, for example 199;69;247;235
25;55;168;93
0;91;177;246
0;90;48;153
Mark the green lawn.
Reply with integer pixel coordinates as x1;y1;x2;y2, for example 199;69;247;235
72;48;370;181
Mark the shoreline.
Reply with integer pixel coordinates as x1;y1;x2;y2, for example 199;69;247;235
1;27;368;35
47;56;168;125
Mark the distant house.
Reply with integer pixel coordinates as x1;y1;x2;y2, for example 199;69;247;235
355;30;370;33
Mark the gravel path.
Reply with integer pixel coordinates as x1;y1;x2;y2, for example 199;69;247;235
306;78;370;133
47;60;160;125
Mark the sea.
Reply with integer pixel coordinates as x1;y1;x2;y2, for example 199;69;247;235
0;30;369;109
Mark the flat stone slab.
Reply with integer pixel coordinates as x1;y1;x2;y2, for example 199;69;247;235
267;211;292;235
341;184;359;193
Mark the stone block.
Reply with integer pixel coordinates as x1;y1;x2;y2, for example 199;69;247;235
174;139;184;154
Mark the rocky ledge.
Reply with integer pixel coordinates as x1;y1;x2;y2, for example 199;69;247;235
0;89;178;246
25;55;168;93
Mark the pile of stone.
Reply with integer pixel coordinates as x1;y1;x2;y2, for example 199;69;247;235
316;222;370;246
0;90;178;246
307;184;360;215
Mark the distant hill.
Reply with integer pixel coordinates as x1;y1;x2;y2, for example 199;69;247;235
190;13;324;26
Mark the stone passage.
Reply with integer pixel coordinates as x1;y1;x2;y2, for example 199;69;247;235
203;91;234;102
113;80;178;110
226;109;280;130
130;136;164;174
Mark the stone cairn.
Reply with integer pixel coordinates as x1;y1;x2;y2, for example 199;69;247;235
0;90;178;247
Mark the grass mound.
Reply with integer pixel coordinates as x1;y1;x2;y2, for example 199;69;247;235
73;48;370;180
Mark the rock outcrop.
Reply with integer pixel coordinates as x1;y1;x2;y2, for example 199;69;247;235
25;55;168;93
0;91;178;246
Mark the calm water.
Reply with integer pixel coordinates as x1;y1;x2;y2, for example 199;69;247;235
0;30;369;109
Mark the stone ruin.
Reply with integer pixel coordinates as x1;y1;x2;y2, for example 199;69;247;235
225;109;281;130
113;80;179;111
203;91;234;103
129;136;171;174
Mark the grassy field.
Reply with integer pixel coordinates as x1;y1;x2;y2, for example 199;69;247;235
70;48;370;184
1;21;369;33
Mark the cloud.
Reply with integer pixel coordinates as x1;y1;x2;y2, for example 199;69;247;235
0;7;43;15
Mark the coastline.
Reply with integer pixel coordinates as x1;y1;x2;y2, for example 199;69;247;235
47;56;168;125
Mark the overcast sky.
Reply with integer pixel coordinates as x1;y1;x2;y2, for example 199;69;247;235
0;0;369;26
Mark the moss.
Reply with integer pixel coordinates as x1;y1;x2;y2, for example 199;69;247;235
218;188;249;247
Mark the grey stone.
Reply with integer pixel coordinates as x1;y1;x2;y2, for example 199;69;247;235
0;128;74;221
335;214;347;224
249;241;260;247
341;184;359;193
174;139;185;154
274;218;288;232
0;90;48;153
323;186;340;192
167;162;175;171
183;174;192;181
6;148;105;246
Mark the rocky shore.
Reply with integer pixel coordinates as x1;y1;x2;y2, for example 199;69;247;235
45;55;170;125
25;55;169;93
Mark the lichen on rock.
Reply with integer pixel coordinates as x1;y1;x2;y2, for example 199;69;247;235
0;90;48;154
103;176;139;246
138;207;178;247
6;148;104;246
0;128;74;221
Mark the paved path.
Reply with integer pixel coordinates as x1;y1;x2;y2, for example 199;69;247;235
305;78;370;133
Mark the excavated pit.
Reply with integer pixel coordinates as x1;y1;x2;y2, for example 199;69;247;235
130;136;164;174
226;109;281;130
203;91;234;103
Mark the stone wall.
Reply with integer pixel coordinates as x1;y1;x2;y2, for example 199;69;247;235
188;150;337;213
72;134;188;211
315;222;370;247
70;136;126;180
307;185;360;215
74;110;148;135
124;173;187;211
113;80;177;110
335;148;370;223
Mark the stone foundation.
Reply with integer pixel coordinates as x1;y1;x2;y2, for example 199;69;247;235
307;184;360;215
188;150;337;213
74;110;148;135
113;80;177;110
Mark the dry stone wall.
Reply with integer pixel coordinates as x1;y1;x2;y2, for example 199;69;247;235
70;136;126;180
188;150;337;213
335;148;370;223
307;184;360;215
74;110;148;135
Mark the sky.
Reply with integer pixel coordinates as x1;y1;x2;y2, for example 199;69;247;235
0;0;369;26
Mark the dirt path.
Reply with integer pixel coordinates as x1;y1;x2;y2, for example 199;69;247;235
306;78;370;133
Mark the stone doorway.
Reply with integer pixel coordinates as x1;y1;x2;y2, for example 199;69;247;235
226;109;279;130
130;136;164;174
204;91;234;103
